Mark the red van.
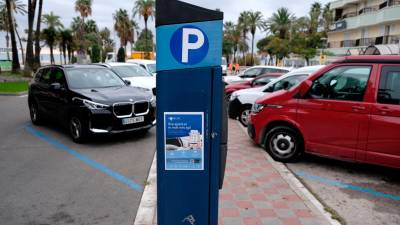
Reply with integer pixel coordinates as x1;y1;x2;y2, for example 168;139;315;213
248;56;400;169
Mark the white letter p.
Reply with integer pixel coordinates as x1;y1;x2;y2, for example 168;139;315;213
181;28;204;63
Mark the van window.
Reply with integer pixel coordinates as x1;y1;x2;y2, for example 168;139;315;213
378;66;400;105
309;66;371;102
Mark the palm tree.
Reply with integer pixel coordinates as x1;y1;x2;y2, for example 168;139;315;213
42;12;64;29
4;0;20;72
0;8;10;60
25;0;37;74
75;0;92;55
42;27;57;64
238;11;251;63
322;3;333;35
133;0;155;58
34;0;43;70
224;21;241;63
85;19;98;33
59;29;73;64
74;0;92;23
114;9;134;49
267;7;293;39
309;2;321;34
42;12;63;64
248;11;264;66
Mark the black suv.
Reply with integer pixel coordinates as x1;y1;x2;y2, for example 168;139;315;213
28;65;156;142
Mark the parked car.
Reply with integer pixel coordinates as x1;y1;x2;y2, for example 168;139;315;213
97;63;156;96
28;65;156;143
229;65;324;126
248;56;400;169
225;72;283;100
223;65;290;85
127;59;157;76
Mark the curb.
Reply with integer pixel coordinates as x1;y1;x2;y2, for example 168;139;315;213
0;91;28;96
134;152;157;225
237;122;341;225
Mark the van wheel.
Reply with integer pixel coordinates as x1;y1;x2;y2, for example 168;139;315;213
238;105;251;127
29;101;42;125
265;126;304;162
69;115;88;143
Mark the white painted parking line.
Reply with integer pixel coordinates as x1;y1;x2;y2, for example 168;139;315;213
18;94;28;98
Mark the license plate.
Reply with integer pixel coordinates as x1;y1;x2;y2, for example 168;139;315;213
122;116;144;125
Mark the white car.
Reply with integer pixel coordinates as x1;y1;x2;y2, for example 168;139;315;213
99;63;156;96
127;59;157;76
223;65;291;84
228;65;325;126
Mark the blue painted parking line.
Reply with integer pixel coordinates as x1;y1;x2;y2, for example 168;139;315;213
25;125;143;192
295;171;400;201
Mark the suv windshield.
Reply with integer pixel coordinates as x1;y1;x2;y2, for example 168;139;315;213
65;68;125;89
112;65;151;78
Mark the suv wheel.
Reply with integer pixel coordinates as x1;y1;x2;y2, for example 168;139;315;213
69;115;88;143
265;126;304;162
29;101;42;125
238;105;251;127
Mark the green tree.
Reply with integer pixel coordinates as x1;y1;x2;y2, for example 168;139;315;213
133;0;155;58
248;11;264;65
85;19;98;33
117;47;125;62
134;28;154;52
99;27;115;62
90;44;101;63
74;0;92;55
223;21;241;63
322;3;333;36
257;36;275;65
0;9;10;60
309;2;321;34
113;9;134;49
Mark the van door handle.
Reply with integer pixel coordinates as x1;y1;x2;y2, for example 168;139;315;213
352;105;366;111
379;107;392;114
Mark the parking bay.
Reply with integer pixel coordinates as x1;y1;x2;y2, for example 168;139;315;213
0;96;156;225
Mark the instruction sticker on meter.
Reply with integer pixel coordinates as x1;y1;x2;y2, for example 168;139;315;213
164;112;204;170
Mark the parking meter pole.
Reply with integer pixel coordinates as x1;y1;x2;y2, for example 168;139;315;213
156;1;224;224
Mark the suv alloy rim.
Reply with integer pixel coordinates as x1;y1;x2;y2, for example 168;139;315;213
30;104;37;121
270;133;296;156
70;117;81;139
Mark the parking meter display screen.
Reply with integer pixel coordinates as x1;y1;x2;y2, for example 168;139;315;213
164;112;204;170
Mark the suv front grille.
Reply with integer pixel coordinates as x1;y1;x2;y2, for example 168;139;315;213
134;101;149;115
113;103;133;118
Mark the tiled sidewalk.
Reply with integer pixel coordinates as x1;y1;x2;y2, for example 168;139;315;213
218;120;328;225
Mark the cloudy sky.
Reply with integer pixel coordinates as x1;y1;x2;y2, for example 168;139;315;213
1;0;330;51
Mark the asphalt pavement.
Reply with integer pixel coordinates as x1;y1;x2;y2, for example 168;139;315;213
286;154;400;225
0;95;156;225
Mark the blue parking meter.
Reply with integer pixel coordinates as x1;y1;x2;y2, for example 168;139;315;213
156;1;227;224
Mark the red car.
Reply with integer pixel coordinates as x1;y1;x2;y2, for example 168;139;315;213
225;73;283;99
248;55;400;169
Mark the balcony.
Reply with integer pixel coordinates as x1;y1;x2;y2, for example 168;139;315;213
331;0;360;10
332;5;400;31
328;35;400;48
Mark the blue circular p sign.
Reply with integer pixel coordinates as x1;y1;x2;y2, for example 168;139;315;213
170;25;209;65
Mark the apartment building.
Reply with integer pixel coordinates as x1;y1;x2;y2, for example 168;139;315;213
327;0;400;56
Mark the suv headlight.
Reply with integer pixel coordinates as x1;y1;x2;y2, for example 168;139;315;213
82;99;109;110
251;103;265;113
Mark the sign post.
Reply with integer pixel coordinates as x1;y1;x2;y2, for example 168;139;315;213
156;1;226;224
